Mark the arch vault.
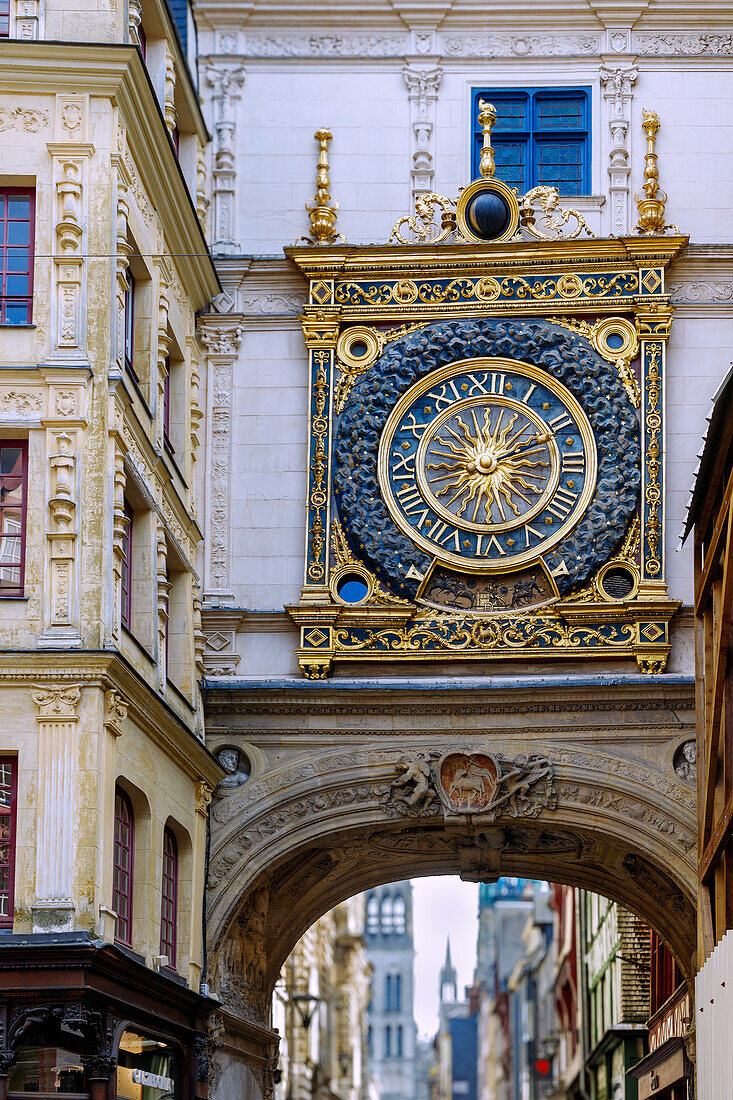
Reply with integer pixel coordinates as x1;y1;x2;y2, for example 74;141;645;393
203;675;696;1098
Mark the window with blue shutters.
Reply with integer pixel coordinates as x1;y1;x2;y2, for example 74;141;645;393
471;88;590;196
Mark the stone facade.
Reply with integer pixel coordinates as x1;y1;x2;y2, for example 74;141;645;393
364;883;417;1100
270;896;371;1100
0;0;221;1090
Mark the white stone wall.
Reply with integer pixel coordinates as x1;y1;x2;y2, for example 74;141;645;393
195;1;733;678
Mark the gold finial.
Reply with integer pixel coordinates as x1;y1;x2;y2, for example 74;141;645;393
634;109;676;234
299;128;344;246
477;99;497;179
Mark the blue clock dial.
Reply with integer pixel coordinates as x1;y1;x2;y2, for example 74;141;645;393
377;357;596;573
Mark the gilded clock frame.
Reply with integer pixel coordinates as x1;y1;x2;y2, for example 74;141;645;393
286;235;686;679
377;355;598;571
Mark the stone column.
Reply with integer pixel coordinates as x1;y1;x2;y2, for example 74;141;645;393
204;66;245;254
402;64;443;202
164;42;177;138
197;318;244;604
600;67;638;236
31;684;81;932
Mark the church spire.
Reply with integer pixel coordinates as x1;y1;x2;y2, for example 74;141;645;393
439;937;458;1003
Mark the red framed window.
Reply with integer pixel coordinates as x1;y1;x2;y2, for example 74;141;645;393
113;787;135;945
138;24;146;58
163;358;174;454
0;441;28;597
123;270;137;380
0;758;18;926
0;0;10;37
120;500;133;630
0;189;35;325
650;929;683;1014
160;827;178;967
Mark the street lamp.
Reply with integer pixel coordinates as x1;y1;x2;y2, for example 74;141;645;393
291;992;322;1030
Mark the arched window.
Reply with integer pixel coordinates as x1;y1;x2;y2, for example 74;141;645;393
393;895;406;933
160;827;178;967
380;896;393;934
386;973;402;1011
367;895;379;933
113;787;134;945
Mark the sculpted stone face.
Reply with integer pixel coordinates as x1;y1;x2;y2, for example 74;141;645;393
217;748;250;788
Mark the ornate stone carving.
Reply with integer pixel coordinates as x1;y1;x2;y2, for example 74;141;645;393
216;748;250;789
0;106;48;131
198;323;244;600
31;683;80;718
390;755;436;811
389;750;557;820
195;780;214;816
103;689;128;737
215;886;270;1023
205;66;245;253
440;33;601;57
52;157;86;355
403;65;442;202
41;431;80;642
241;33;406;57
156;522;170;690
600;67;638;235
634;32;733;55
163;42;177;137
668;280;733;304
110;447;126;644
239;291;306;316
674;740;697;782
0;390;43;417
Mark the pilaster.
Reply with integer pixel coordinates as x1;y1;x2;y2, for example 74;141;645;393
46;96;93;364
402;64;443;202
198;316;244;604
110;445;127;645
38;430;82;647
600;67;638;236
204;65;245;254
31;683;81;932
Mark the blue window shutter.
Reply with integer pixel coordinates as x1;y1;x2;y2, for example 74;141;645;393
168;0;188;51
471;86;590;195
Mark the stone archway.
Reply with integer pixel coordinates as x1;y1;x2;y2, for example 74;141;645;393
204;677;696;1098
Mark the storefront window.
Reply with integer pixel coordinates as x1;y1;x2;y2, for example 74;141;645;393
8;1046;87;1097
116;1031;179;1100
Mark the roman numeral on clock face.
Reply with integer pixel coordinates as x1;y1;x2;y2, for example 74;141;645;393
549;412;573;431
561;452;585;474
427;521;461;552
546;486;578;519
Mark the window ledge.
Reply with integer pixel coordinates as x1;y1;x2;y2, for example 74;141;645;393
121;625;155;665
0;324;36;330
0;596;29;601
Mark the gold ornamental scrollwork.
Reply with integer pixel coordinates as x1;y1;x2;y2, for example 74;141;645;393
644;343;662;577
519;186;596;241
307;353;330;584
333;271;641;309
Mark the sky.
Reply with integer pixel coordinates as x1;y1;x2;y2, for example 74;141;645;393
411;877;480;1039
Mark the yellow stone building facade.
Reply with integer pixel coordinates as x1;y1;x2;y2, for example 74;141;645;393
0;0;221;1094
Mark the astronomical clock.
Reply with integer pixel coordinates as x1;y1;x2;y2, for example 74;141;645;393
286;111;686;678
